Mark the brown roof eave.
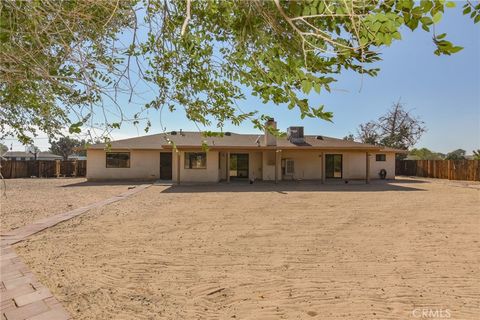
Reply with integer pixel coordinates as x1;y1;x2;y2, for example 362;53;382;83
87;147;165;151
381;148;408;154
88;145;390;152
175;145;384;151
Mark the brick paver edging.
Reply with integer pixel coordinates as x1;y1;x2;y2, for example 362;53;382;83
1;183;151;320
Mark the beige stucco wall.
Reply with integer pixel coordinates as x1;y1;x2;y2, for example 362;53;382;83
370;152;396;179
329;151;396;180
281;150;323;180
278;150;364;180
279;150;396;181
218;151;263;181
250;151;263;180
87;148;396;182
262;151;276;181
342;152;367;179
174;150;219;183
87;149;161;180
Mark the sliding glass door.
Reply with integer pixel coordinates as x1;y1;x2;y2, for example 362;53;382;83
230;154;249;179
325;154;343;179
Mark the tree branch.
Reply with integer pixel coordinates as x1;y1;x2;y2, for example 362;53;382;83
180;0;191;36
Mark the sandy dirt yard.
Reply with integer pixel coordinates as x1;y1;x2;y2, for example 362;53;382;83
0;178;139;232
14;178;479;319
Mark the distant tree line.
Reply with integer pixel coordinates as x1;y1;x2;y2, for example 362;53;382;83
409;148;480;160
1;137;89;161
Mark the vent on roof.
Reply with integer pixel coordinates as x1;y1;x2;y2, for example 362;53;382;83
316;135;323;140
225;132;232;136
287;126;304;144
171;131;177;135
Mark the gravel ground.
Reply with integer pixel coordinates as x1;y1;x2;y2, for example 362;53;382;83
14;178;480;319
0;178;138;232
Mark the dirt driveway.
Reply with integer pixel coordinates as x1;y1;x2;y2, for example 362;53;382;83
14;178;479;319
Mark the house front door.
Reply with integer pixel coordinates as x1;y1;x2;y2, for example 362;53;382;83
160;152;172;180
325;154;342;179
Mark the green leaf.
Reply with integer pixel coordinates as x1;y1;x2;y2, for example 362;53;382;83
436;33;447;40
359;36;368;46
446;1;456;8
392;31;402;40
450;46;463;53
301;80;312;94
384;33;392;45
375;32;384;44
432;12;443;24
69;122;83;134
420;17;433;25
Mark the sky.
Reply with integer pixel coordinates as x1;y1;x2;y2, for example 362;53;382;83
2;4;479;154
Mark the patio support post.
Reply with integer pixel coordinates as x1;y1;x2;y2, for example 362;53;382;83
73;160;78;177
176;150;180;184
55;160;60;178
366;152;370;184
275;150;281;184
226;152;230;183
321;152;325;184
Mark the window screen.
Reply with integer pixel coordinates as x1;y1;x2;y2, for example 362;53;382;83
106;152;130;168
285;159;294;175
185;152;207;169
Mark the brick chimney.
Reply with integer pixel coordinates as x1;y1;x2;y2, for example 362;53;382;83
265;118;277;146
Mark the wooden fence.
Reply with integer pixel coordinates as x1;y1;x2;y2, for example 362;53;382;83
396;160;480;181
0;160;87;179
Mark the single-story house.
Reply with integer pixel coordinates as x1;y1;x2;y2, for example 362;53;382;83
87;119;402;183
3;151;63;161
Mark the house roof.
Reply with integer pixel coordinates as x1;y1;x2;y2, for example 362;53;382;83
380;146;408;153
89;131;404;152
4;151;63;159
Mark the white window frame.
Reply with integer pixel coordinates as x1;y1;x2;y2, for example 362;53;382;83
285;159;295;175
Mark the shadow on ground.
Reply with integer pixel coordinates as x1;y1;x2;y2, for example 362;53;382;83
159;179;427;193
60;177;429;192
60;180;152;188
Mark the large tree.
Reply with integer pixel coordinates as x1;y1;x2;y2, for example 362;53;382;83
1;0;478;144
409;147;445;160
376;102;427;149
0;143;8;155
26;144;40;160
473;149;480;160
357;121;380;145
445;148;466;160
49;137;86;160
357;102;426;149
